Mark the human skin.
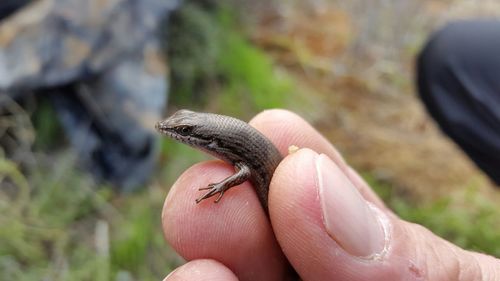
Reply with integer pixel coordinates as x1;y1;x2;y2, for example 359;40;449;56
162;109;500;281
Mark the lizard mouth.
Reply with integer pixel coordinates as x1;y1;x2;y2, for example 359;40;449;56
155;123;181;140
155;121;212;147
154;121;180;140
155;121;168;133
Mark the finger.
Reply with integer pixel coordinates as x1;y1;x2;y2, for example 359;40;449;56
162;161;290;281
164;259;238;281
270;148;500;280
250;109;388;211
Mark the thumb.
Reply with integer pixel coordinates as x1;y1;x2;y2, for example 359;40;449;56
269;148;500;281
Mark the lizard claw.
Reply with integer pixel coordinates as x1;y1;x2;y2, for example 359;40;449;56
198;183;215;191
196;183;226;203
214;191;225;203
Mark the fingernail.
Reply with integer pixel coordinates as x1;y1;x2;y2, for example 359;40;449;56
316;154;386;258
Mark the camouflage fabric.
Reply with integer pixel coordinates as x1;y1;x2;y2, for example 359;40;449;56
0;0;180;190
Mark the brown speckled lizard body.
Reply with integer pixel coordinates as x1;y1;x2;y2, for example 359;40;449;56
155;109;283;215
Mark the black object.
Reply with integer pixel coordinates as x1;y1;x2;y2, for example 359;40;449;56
417;20;500;185
0;0;32;22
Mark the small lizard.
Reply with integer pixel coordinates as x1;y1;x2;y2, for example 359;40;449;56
155;109;283;214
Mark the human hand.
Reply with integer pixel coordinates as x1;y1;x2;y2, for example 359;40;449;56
162;109;500;281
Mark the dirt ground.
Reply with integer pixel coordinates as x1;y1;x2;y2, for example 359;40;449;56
242;0;500;201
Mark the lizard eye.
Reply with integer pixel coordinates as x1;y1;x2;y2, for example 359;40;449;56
176;125;193;136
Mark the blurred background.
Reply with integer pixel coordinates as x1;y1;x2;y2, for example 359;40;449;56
1;0;499;280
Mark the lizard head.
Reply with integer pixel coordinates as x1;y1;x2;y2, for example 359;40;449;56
155;109;214;147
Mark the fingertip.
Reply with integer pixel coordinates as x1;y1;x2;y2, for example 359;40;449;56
250;109;300;127
162;161;290;281
164;259;238;281
250;109;309;156
250;109;348;176
162;161;265;257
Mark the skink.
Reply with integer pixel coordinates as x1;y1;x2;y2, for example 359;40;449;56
156;110;300;279
155;109;283;215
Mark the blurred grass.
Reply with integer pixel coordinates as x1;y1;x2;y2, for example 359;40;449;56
166;3;220;106
1;2;499;281
167;3;295;118
367;174;500;257
0;153;177;280
216;9;292;114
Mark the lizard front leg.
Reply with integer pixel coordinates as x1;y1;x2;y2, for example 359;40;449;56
196;162;251;203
